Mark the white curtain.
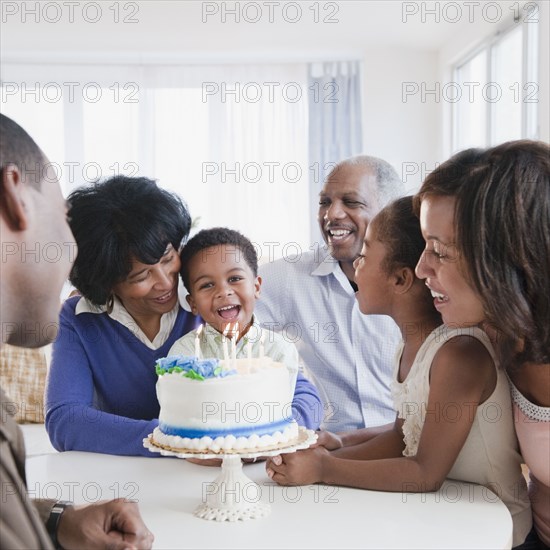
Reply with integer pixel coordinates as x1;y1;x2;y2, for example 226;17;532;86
1;59;362;256
308;60;363;243
146;64;309;261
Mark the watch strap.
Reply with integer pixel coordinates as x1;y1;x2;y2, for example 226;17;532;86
45;500;73;549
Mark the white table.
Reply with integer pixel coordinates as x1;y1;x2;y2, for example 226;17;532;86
26;451;512;549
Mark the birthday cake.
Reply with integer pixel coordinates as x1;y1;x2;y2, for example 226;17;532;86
150;356;300;453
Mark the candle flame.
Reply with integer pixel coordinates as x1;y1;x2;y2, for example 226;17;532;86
196;324;203;336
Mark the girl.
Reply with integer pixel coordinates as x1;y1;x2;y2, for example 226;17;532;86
416;141;549;548
266;193;532;547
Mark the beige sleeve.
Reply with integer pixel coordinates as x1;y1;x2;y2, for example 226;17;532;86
33;498;57;525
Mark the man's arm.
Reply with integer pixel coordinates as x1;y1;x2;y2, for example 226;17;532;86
56;499;154;550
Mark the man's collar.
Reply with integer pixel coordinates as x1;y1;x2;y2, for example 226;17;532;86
311;246;341;277
310;246;357;296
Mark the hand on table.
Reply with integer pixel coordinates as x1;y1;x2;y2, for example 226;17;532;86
311;430;343;450
57;498;154;550
266;447;328;486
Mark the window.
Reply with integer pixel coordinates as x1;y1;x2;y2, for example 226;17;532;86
452;13;539;151
2;60;362;260
1;64;310;260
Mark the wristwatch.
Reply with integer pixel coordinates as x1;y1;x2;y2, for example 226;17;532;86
46;500;73;549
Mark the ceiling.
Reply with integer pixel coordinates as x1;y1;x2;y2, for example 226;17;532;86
1;0;522;59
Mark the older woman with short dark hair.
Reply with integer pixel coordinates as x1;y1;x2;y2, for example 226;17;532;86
46;176;200;456
46;176;323;457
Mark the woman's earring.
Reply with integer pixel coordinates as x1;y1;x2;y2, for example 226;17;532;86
107;294;115;314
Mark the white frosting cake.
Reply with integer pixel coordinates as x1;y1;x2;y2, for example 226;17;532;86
151;356;299;453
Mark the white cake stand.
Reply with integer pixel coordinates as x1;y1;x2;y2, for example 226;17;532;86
143;427;317;522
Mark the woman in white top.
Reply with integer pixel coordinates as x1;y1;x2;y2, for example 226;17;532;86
266;192;532;547
417;141;549;548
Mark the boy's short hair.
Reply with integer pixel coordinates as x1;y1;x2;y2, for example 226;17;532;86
180;227;258;292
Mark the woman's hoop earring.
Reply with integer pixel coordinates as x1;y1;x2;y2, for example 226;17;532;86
106;294;115;314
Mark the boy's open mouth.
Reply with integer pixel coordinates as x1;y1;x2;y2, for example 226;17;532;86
217;305;241;320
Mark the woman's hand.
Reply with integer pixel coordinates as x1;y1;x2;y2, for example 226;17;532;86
265;447;329;486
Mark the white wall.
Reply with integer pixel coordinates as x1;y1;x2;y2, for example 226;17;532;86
0;1;453;195
538;0;550;142
3;0;543;193
362;48;440;193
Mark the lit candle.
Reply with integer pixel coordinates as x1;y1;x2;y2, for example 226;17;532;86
195;324;203;359
222;324;230;363
232;327;239;370
259;331;265;358
246;340;252;373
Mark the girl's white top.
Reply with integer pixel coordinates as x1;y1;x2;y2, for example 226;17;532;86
391;325;532;547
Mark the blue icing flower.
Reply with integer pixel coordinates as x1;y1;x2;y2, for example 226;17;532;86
218;367;237;378
155;356;237;380
174;356;198;371
193;358;219;378
156;355;195;372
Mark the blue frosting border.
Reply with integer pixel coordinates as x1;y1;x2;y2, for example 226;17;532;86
159;418;294;439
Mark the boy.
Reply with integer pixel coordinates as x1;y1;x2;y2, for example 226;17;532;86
169;227;322;430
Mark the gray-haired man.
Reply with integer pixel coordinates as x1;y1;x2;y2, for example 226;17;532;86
257;156;404;434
